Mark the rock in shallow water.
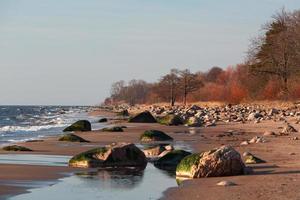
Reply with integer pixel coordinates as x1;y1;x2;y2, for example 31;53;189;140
63;120;91;132
140;130;173;142
176;146;245;178
69;143;147;168
154;150;191;171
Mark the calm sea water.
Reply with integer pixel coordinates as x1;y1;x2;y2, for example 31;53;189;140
0;106;101;145
0;106;184;200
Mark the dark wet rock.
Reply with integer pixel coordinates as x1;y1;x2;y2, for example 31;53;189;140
98;118;108;123
59;134;89;143
176;146;245;178
63;120;91;132
128;111;157;123
154;150;191;171
2;145;32;152
102;126;124;132
268;108;279;116
247;112;263;121
157;114;183;126
140;130;173;142
117;110;129;117
69;143;147;168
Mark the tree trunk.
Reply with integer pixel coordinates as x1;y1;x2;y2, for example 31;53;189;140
282;76;289;100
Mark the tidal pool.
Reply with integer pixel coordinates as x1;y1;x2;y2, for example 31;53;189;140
1;141;191;200
8;164;177;200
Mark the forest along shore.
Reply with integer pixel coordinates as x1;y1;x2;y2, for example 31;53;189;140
0;103;299;200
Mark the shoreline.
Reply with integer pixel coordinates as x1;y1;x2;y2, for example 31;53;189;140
0;108;300;199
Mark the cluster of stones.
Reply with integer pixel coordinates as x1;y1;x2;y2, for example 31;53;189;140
112;104;300;129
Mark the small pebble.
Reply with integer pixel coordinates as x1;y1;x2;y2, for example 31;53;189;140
217;180;237;187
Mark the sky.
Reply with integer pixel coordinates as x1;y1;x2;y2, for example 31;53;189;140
1;0;300;105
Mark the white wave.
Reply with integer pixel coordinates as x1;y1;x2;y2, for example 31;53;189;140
0;124;66;133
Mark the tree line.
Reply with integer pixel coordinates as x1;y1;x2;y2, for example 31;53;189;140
104;9;300;106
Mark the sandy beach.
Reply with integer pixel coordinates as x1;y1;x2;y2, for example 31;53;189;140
0;108;300;200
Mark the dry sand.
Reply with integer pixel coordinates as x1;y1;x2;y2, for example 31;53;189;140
0;109;300;199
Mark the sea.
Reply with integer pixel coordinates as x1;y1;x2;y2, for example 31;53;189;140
0;106;101;145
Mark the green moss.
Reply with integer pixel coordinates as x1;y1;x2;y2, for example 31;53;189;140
69;147;108;164
157;115;183;126
245;155;266;164
58;134;89;143
176;153;201;172
2;145;32;152
140;130;173;142
102;126;124;132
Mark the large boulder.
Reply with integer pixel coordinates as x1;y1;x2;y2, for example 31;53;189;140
157;114;183;126
176;146;245;178
59;134;89;143
154;150;191;170
69;143;147;168
63;120;91;132
128;111;157;123
140;130;173;142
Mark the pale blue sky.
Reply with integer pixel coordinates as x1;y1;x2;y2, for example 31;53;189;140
1;0;300;105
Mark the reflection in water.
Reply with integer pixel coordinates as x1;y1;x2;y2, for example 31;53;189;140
0;154;71;167
9;164;177;200
75;167;145;189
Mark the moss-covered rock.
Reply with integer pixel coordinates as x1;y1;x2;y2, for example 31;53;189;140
157;115;183;126
2;145;32;152
154;150;191;170
176;146;245;178
58;134;90;143
98;118;108;123
128;111;157;123
69;143;147;168
185;117;203;127
63;120;91;132
176;153;201;173
245;155;266;164
102;126;124;132
140;130;173;142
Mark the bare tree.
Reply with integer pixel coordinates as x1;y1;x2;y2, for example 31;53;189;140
248;9;300;98
179;69;203;105
158;69;180;106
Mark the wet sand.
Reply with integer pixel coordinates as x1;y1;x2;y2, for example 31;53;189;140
1;109;300;199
